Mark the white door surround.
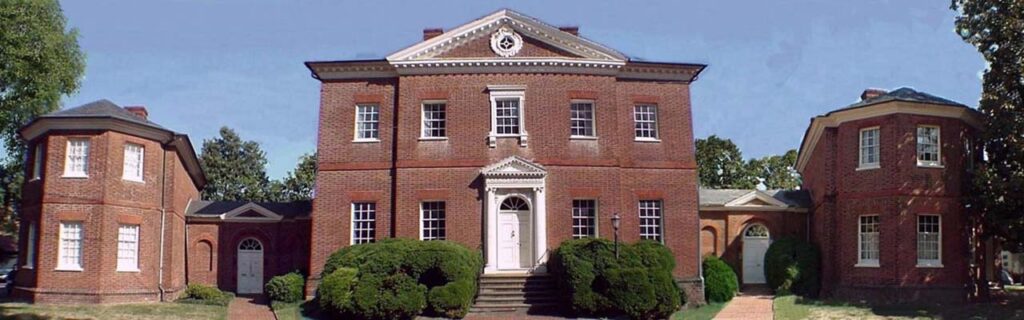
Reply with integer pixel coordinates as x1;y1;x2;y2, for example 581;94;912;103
237;238;264;294
482;156;547;274
742;224;771;284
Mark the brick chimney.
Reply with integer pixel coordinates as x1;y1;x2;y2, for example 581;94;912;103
860;88;887;101
559;26;579;36
124;106;148;120
423;28;443;41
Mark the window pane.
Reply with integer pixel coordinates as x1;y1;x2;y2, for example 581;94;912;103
860;129;879;166
570;102;595;137
422;103;447;138
859;215;880;263
352;203;376;244
496;99;520;135
572;200;597;239
639;200;662;242
123;144;144;181
917;215;940;263
65;139;89;176
634;105;658;139
59;222;83;269
917;127;940;164
356;105;380;140
117;224;139;271
421;201;446;240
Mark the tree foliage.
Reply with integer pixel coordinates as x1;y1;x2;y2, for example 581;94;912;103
746;149;801;190
952;1;1024;246
0;0;85;231
269;152;316;202
696;135;756;189
199;127;272;202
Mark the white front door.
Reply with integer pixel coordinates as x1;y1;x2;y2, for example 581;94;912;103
742;224;770;284
497;211;532;269
237;239;264;294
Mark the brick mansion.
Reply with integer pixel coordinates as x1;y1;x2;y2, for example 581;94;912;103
10;9;989;307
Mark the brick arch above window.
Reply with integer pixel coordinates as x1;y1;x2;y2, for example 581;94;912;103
701;226;718;257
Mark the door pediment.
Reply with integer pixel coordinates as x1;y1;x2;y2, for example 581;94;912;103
481;156;547;179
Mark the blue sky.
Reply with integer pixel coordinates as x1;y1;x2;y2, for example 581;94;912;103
58;0;985;178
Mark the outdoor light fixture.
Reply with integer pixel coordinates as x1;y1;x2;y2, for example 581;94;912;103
612;213;621;259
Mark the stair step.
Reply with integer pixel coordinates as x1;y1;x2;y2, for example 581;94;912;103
475;296;560;303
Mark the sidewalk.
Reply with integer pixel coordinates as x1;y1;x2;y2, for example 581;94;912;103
228;295;276;320
713;286;774;320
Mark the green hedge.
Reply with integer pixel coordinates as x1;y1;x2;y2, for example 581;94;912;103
266;272;305;303
702;256;738;303
177;284;234;306
548;238;682;320
317;239;482;319
764;237;820;297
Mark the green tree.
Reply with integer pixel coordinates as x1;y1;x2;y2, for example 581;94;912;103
0;0;85;231
199;127;272;202
696;135;756;189
746;149;801;190
270;152;316;202
952;1;1024;247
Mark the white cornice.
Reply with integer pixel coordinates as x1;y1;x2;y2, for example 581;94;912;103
796;101;982;172
482;155;547;179
724;191;790;208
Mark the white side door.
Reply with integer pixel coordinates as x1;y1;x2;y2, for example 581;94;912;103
237;239;264;294
742;238;770;284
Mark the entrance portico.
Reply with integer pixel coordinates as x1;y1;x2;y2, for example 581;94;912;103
482;156;548;274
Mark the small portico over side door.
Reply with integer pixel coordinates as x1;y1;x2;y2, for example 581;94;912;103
482;156;548;274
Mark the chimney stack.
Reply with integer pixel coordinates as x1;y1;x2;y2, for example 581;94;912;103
124;106;148;120
559;26;579;36
423;28;443;41
860;88;887;101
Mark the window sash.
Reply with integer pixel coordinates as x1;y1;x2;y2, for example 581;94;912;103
633;105;659;139
495;99;521;135
25;223;36;268
572;199;597;239
122;144;144;182
420;201;446;240
64;139;89;177
917;126;941;165
570;102;595;137
58;222;83;270
859;128;879;167
858;215;880;265
917;215;941;265
351;202;376;244
421;103;447;138
355;105;380;140
638;200;663;242
32;145;43;180
117;224;140;271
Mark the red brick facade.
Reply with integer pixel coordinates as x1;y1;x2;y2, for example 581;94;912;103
699;209;807;283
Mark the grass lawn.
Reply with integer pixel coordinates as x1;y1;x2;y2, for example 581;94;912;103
0;301;227;320
271;301;303;320
774;294;1024;320
672;302;727;320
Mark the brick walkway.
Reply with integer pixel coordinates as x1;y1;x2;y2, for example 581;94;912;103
228;295;276;320
713;286;774;320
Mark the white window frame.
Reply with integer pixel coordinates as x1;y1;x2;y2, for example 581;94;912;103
638;200;663;243
857;215;880;267
117;224;140;272
24;222;36;269
419;201;446;240
353;104;380;142
916;125;942;168
122;143;145;182
572;199;598;239
487;85;528;147
57;221;84;271
633;105;660;141
63;139;89;178
420;101;447;140
858;127;880;170
351;202;376;244
570;100;596;139
31;144;43;180
916;214;942;268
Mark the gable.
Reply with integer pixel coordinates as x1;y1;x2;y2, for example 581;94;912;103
236;210;264;218
482;156;547;178
437;33;584;59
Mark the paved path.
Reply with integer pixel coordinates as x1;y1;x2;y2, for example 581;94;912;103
714;286;774;320
228;295;276;320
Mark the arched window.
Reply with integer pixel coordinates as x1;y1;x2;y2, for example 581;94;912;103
196;240;214;272
701;227;717;256
744;224;770;238
239;238;262;251
500;197;529;211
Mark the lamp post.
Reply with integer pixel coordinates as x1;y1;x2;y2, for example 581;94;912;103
611;213;621;259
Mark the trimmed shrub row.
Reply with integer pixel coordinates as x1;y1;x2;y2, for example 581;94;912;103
266;271;306;303
317;239;482;320
702;255;738;303
764;237;820;297
548;238;682;320
177;284;235;306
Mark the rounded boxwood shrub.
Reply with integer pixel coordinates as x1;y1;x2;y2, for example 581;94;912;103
548;238;682;319
318;267;358;312
266;271;305;303
178;284;234;306
764;237;820;297
702;256;738;303
349;273;427;320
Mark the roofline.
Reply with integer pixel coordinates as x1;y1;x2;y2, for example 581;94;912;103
305;58;706;82
699;206;808;213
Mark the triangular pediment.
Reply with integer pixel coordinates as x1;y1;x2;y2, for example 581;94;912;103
724;191;789;208
222;203;282;221
481;156;546;178
387;9;626;63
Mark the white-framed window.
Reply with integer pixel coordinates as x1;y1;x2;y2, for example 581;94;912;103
857;215;880;267
633;105;659;141
117;224;140;271
858;127;880;169
421;102;447;139
570;101;596;138
57;221;83;271
420;201;446;240
639;200;663;242
63;139;89;178
354;104;380;141
351;202;376;244
917;126;941;167
122;143;144;182
917;215;942;267
572;199;597;239
24;222;36;269
487;86;527;147
31;144;43;180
